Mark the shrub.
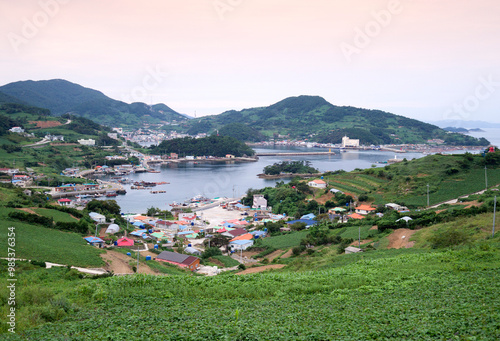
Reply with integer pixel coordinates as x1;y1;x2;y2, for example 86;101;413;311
429;227;470;249
238;263;246;270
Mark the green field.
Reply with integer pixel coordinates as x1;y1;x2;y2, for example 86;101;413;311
33;208;79;223
261;230;309;249
0;207;104;267
1;244;499;339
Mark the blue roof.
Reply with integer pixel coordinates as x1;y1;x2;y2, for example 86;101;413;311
84;236;104;243
300;213;316;220
286;219;318;226
230;240;253;245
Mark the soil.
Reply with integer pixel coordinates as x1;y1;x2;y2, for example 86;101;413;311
17;207;38;215
387;228;416;249
237;264;286;275
100;250;156;275
370;225;378;230
280;249;293;258
350;239;373;246
264;250;284;262
30;120;62;128
315;192;334;205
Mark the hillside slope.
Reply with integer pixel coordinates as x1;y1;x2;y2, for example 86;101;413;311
0;79;187;127
187;95;489;145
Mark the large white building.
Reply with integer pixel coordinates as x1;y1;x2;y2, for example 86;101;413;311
252;195;268;210
342;136;359;148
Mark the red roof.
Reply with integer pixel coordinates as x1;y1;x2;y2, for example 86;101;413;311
58;198;71;202
227;228;248;237
230;233;253;242
347;213;365;220
116;237;134;246
356;205;376;211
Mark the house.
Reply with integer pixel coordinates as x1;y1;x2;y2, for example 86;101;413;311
341;136;359;148
347;213;365;220
170;153;178;159
345;246;363;254
116;237;134;247
221;228;248;239
355;205;376;215
307;179;326;188
156;251;200;271
230;239;254;251
230;233;253;242
58;198;72;206
84;236;104;246
89;212;106;223
252;194;267;210
225;154;235;159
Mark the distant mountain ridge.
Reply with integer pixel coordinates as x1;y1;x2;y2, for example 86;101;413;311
0;79;188;127
187;95;489;146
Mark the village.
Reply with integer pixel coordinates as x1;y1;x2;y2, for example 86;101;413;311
76;176;409;276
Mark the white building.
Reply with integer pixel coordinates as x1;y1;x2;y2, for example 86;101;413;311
307;179;327;188
78;139;96;146
252;195;268;210
230;239;254;251
9;127;24;133
342;136;359;148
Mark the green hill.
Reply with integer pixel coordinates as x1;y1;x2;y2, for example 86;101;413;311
186;95;489;145
0;79;188;127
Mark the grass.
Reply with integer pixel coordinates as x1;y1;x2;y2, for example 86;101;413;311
261;230;309;249
2;243;499;339
211;255;240;267
33;208;79;223
0;207;104;267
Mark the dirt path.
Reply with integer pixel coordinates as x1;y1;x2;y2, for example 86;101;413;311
387;228;416;249
265;250;284;262
17;207;38;215
237;264;286;275
281;249;293;258
100;250;156;275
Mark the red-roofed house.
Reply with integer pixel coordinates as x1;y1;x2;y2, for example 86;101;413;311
116;237;134;247
230;233;253;242
355;205;376;215
58;198;72;206
307;179;327;188
347;213;365;220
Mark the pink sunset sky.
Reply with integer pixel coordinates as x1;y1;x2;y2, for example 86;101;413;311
1;0;499;123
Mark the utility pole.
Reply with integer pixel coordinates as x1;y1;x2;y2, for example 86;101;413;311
493;196;497;238
427;184;430;207
485;166;488;190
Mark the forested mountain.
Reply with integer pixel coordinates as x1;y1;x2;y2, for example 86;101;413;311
0;79;188;127
149;135;255;157
185;96;489;145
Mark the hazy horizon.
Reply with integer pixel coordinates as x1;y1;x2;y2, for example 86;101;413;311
2;0;499;123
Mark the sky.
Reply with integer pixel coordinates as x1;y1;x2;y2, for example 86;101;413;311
1;0;499;124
